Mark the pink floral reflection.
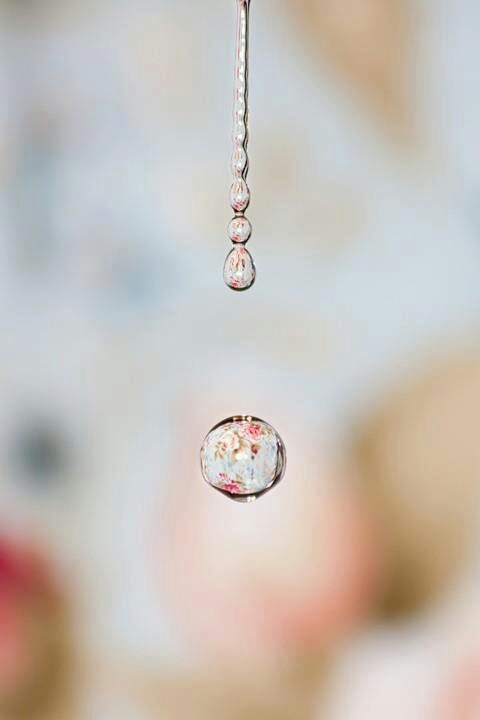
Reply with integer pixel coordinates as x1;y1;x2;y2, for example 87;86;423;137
245;423;263;441
218;473;243;494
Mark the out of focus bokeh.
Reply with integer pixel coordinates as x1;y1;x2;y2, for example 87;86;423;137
1;0;480;718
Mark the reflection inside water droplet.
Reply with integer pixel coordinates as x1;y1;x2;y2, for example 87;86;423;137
223;246;256;291
200;416;286;502
228;216;252;244
230;178;250;213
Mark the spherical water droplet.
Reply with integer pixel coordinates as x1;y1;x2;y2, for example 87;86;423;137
230;178;250;212
223;246;256;291
200;416;286;502
228;216;252;244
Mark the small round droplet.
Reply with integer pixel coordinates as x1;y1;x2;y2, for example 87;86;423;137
228;216;252;244
230;178;250;212
200;416;286;502
223;246;256;291
232;146;248;174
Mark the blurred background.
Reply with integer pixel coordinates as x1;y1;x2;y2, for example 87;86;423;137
1;0;480;717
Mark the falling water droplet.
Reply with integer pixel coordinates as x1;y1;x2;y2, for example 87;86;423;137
223;246;256;291
228;216;252;244
200;416;286;502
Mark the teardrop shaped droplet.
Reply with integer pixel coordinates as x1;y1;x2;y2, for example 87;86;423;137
200;416;286;502
223;246;256;291
230;178;250;212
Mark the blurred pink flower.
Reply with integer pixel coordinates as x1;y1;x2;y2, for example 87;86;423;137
0;593;27;696
0;537;64;706
439;654;480;720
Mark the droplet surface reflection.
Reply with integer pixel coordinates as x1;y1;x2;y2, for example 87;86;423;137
200;416;286;502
